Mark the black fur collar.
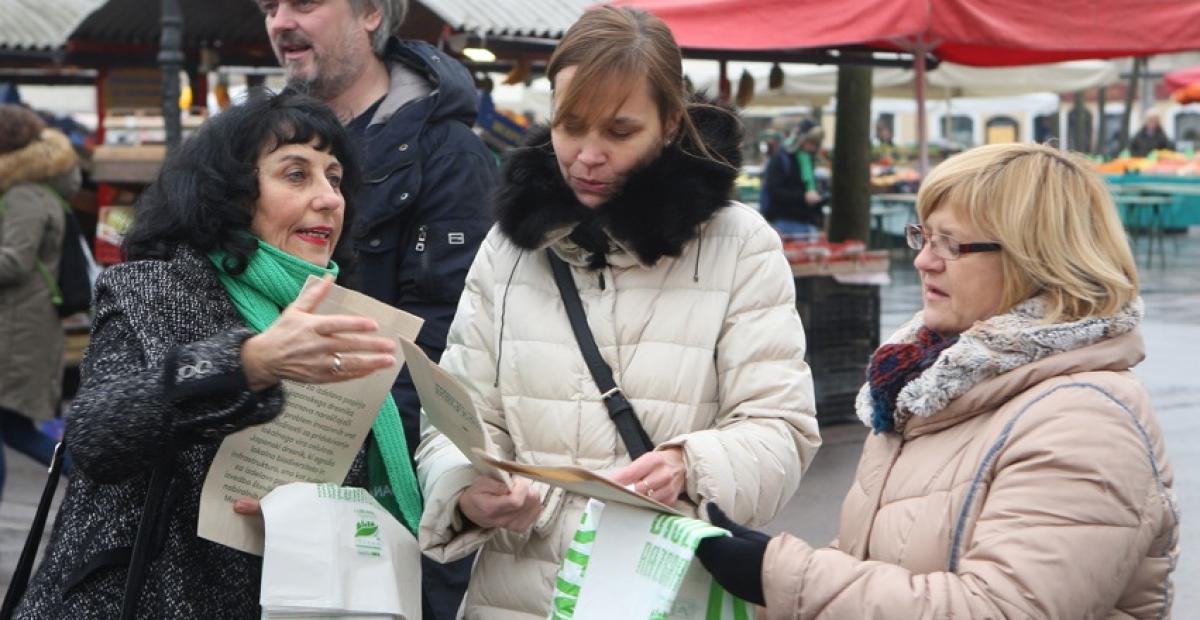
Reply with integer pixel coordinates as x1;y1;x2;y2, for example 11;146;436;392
494;104;744;269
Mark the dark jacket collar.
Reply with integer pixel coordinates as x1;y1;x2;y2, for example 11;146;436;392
371;37;479;130
494;104;744;269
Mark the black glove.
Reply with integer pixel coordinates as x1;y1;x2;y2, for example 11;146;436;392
694;503;770;606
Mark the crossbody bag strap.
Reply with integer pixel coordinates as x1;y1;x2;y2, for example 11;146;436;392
545;248;654;460
120;457;175;620
0;443;66;620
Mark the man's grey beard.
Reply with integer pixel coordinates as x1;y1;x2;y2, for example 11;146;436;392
282;33;363;104
285;67;352;103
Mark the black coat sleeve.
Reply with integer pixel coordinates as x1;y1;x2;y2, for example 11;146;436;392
66;266;284;484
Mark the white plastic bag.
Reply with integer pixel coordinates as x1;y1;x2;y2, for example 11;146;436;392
550;499;751;620
259;482;421;619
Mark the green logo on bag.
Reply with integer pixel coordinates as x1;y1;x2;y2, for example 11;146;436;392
355;519;379;538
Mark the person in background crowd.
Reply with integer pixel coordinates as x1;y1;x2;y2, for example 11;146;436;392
872;121;897;164
0;105;77;501
762;119;826;235
257;2;496;613
696;143;1179;619
13;91;413;619
415;7;820;618
1129;112;1174;157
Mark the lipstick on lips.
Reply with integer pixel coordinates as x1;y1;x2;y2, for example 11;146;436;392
295;226;333;246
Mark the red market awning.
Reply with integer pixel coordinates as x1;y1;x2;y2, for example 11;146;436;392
610;0;1200;67
1165;65;1200;92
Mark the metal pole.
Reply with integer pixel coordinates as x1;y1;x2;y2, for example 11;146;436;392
159;0;184;152
718;59;730;104
915;48;929;177
1117;57;1142;156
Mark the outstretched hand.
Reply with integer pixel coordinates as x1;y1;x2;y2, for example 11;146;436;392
241;275;397;391
695;503;770;606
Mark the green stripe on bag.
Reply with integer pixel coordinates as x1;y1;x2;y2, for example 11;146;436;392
733;597;750;620
706;579;725;619
556;577;582;597
565;548;590;566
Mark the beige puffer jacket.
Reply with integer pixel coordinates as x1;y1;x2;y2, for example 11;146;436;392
761;300;1179;619
417;203;820;619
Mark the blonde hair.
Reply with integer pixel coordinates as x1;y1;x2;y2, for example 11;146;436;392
916;143;1138;323
546;6;730;167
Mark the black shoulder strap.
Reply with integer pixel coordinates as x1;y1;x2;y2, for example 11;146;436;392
0;444;174;620
0;443;66;619
545;248;654;460
120;456;174;620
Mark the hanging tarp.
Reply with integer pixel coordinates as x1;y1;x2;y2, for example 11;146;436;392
1165;66;1200;93
685;60;1119;105
612;0;1200;67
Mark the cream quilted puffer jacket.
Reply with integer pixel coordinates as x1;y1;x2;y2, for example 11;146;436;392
417;203;821;619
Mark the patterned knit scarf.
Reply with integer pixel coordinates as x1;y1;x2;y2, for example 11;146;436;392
208;240;422;533
867;326;958;433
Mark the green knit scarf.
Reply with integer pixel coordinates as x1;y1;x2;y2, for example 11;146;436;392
795;149;817;193
208;239;422;533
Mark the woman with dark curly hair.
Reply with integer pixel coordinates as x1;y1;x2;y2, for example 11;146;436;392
13;90;418;619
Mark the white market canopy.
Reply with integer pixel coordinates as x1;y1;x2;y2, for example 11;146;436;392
685;59;1121;106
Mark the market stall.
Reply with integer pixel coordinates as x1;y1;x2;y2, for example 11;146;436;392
1099;153;1200;228
616;0;1200;174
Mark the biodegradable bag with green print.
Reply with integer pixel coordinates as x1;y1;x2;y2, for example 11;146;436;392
260;482;421;619
550;499;752;620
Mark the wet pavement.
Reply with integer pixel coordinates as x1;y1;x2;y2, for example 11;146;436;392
0;230;1195;612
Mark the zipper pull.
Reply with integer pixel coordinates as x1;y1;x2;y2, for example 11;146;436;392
598;272;606;290
415;225;427;252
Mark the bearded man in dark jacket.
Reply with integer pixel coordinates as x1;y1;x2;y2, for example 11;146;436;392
260;0;496;617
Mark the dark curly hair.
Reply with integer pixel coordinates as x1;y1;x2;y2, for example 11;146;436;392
122;89;361;274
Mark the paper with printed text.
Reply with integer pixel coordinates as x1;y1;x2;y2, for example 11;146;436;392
398;338;512;487
197;277;423;555
475;451;681;515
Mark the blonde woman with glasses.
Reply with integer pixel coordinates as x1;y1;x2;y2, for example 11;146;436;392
694;142;1180;619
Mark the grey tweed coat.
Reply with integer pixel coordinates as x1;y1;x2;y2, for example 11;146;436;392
15;245;366;619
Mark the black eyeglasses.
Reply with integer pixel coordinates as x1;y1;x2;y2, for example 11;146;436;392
905;224;1001;260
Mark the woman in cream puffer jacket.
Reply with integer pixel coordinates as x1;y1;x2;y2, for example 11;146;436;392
416;117;820;618
415;10;819;618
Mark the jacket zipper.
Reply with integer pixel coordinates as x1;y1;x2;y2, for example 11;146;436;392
415;225;427;252
416;225;431;292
